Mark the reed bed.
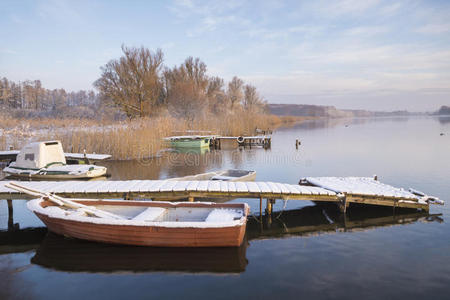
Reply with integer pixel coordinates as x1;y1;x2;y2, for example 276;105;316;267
0;113;310;160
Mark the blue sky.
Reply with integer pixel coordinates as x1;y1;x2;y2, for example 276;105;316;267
1;0;449;111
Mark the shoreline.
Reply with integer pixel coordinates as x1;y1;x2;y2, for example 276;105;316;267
0;114;314;161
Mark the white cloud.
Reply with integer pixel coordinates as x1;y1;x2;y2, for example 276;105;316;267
162;42;176;49
416;23;450;34
345;26;389;36
379;2;404;16
10;14;24;24
315;0;381;17
0;48;18;55
37;0;83;23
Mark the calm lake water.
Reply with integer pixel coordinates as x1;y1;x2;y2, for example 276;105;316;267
1;116;449;300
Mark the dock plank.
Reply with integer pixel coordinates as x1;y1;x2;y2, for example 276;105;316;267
173;181;190;192
219;181;229;193
147;180;165;192
246;182;261;193
207;181;221;192
186;181;200;191
196;181;209;192
256;182;271;193
235;182;248;193
227;182;237;193
159;181;178;192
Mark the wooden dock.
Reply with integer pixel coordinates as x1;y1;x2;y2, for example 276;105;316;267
0;177;443;212
212;136;271;149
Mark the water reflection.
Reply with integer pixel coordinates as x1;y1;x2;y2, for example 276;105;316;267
0;227;47;254
247;204;442;240
438;115;450;124
0;204;442;274
31;233;248;274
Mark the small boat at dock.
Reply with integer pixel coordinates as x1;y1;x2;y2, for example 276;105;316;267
169;169;257;182
8;183;248;247
164;135;215;148
3;141;107;180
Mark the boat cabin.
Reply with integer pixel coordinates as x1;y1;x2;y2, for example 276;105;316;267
15;141;66;169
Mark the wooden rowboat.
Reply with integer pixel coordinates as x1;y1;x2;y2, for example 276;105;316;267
27;198;248;247
8;182;248;247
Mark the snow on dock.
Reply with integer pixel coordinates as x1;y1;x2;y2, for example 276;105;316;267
301;177;443;205
0;177;443;211
0;180;335;198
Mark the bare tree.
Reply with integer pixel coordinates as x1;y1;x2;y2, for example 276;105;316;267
164;57;209;121
243;84;262;112
95;45;164;118
206;76;226;113
0;78;12;107
227;76;244;110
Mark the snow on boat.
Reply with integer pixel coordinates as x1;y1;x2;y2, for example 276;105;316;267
169;169;257;182
8;183;248;247
3;141;107;180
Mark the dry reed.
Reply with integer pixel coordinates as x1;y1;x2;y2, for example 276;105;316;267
0;112;311;160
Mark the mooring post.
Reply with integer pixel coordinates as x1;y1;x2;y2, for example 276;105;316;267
265;198;276;215
338;194;347;213
266;199;272;215
259;196;263;220
393;199;397;216
7;199;13;231
265;198;274;227
295;139;299;149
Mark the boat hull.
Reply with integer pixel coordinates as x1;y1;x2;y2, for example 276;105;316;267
170;138;211;148
35;212;246;247
30;200;248;247
4;166;107;180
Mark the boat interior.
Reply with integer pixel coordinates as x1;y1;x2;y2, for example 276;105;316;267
39;200;247;223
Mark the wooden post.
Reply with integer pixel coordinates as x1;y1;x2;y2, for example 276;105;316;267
295;139;299;149
265;198;275;215
266;199;272;215
7;199;13;231
259;196;262;218
338;195;347;213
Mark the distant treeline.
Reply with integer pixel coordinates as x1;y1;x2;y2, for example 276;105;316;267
0;78;104;119
0;45;267;120
268;104;448;118
435;106;450;115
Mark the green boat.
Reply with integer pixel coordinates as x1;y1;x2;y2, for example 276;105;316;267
164;135;214;148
